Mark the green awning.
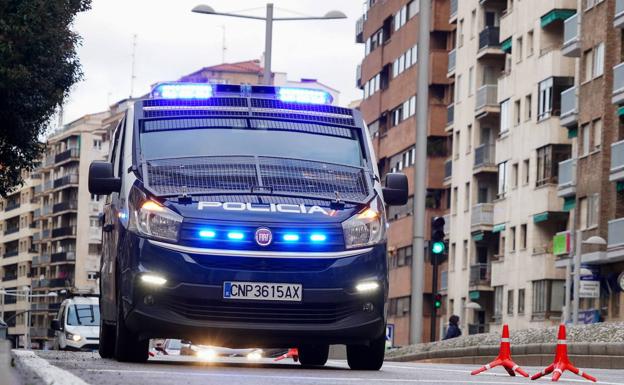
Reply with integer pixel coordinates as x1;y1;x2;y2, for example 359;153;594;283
617;181;624;192
501;38;512;53
533;212;550;223
472;231;484;242
541;9;576;28
469;291;480;300
492;223;505;233
568;126;578;138
563;196;576;212
618;106;624;116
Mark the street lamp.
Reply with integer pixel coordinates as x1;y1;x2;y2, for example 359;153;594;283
571;234;607;325
191;3;347;85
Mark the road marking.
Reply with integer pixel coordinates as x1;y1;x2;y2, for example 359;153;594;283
12;350;91;385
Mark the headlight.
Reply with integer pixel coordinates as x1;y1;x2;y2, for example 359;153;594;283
342;196;386;249
65;332;81;342
128;186;182;242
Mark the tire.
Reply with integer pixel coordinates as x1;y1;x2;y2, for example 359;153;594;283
98;320;116;359
346;335;385;370
298;345;329;366
113;285;149;363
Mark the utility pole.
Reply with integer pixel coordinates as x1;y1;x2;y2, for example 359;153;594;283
572;229;582;324
129;34;138;98
220;25;227;63
263;4;274;85
410;0;431;345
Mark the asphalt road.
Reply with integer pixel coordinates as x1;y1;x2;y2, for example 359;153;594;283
21;351;624;385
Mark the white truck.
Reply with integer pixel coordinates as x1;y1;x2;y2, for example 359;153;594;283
51;296;100;351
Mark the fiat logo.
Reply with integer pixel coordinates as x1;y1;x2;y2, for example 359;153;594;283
255;227;272;247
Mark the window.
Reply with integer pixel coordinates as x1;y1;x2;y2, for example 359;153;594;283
536;144;572;186
450;243;456;271
538;78;553;120
388;245;413;269
388;296;411;316
532;280;565;319
394;4;408;31
468;67;474;96
583;49;593;82
593;43;604;78
510;226;516;252
507;290;514;315
581;122;590;156
462;240;468;269
593;119;602;151
363;73;381;99
525;94;532;121
523;159;530;185
466;125;472;153
452;187;458;215
516;37;523;62
391;104;404;127
494;286;503;321
500;234;506;256
518;288;525;314
365;28;384;54
514;99;521;126
456;74;462;102
498;161;508;197
500;99;510;133
93;139;102;149
458;19;464;47
511;163;519;188
527;30;534;56
87;272;98;280
464;182;470;211
587;193;599;228
520;224;527;250
88;243;101;255
470;9;476;39
407;0;419;18
579;197;588;229
454;131;460;159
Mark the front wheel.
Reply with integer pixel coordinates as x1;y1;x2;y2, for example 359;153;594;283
346;335;385;370
98;320;116;358
113;288;148;362
298;345;329;366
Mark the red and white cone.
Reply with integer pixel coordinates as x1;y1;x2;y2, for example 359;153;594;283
531;324;597;382
273;348;299;362
471;324;529;377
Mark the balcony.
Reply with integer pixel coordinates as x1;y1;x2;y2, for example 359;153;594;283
613;63;624;105
41;229;51;239
471;203;494;230
5;201;20;211
355;15;364;44
3;227;19;235
477;27;503;60
32;255;51;266
89;227;102;242
469;263;491;287
42;180;53;192
2;274;17;282
615;0;624;29
3;250;18;258
46;278;70;288
51;226;77;238
608;218;624;249
610;140;624;182
52;200;78;214
560;87;578;127
33;231;41;241
51;251;76;263
41;205;52;216
473;144;497;174
54;148;79;164
444;159;452;183
34;184;43;194
557;158;576;197
53;174;79;189
475;85;499;118
446;104;454;130
450;0;457;23
562;14;580;57
447;49;456;76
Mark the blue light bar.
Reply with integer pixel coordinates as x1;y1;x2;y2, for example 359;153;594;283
227;231;245;240
198;230;216;239
277;87;332;105
283;233;300;242
152;83;213;99
310;233;327;242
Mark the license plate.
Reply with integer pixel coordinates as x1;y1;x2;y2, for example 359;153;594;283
223;281;302;302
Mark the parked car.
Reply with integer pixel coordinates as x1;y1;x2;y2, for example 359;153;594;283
51;296;100;351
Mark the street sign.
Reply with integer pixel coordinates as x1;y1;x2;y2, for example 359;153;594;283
579;280;600;298
385;324;394;349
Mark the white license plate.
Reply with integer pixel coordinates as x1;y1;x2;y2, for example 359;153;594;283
223;281;302;302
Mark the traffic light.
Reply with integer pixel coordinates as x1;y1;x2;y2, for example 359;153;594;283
434;293;442;309
430;216;446;258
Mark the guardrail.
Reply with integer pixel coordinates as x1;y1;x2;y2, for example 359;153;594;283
51;226;76;238
5;201;20;211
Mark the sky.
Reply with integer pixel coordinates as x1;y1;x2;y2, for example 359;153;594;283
63;0;366;123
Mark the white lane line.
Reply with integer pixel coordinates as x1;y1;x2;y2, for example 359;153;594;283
84;368;532;384
12;350;91;385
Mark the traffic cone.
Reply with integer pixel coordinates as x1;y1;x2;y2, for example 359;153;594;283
273;348;299;362
471;324;529;377
531;324;596;382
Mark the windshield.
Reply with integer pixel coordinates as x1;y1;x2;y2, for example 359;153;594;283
166;339;182;349
140;128;364;167
66;304;100;326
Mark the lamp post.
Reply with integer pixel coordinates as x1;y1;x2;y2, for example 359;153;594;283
191;4;347;85
571;234;606;325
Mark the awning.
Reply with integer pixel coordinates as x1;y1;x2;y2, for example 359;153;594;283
472;231;484;242
501;38;512;53
534;211;568;224
541;9;576;28
533;212;549;223
563;196;576;212
492;223;505;233
469;291;480;300
618;106;624;116
568;126;578;139
617;181;624;192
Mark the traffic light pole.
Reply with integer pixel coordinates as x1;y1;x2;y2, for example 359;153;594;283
430;250;438;342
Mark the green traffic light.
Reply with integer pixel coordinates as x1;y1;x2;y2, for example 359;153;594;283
434;300;442;308
432;241;445;254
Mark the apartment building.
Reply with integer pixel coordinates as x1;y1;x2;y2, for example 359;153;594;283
29;111;111;348
0;171;41;347
356;0;453;344
447;0;578;333
552;0;624;323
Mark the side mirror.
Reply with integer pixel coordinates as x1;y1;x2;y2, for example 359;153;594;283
50;319;62;331
89;161;121;195
382;173;408;206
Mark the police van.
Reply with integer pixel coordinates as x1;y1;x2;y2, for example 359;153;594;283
89;83;408;370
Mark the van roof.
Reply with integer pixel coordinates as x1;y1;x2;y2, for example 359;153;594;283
63;297;99;305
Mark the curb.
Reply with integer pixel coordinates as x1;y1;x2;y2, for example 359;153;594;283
11;349;91;385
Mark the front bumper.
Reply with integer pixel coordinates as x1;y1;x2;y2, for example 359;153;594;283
120;235;388;347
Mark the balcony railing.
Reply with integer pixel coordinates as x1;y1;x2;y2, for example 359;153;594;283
448;49;456;73
558;158;576;189
42;205;52;216
356;64;362;88
610;140;624;182
616;0;624;28
2;274;18;282
5;201;20;211
51;226;77;238
51;251;76;263
447;104;454;126
4;227;19;235
444;159;452;179
478;26;500;51
32;255;51;266
474;144;495;169
54;148;79;164
471;203;494;228
469;263;491;286
53;174;79;189
53;200;78;213
608;218;624;248
34;184;43;194
468;323;490;335
355;15;364;43
41;229;51;239
475;85;498;111
613;63;624;105
450;0;458;20
560;87;577;126
42;180;53;192
3;250;18;258
33;231;41;241
563;14;578;46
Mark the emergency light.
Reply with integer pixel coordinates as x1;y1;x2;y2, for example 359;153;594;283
152;83;213;99
276;87;332;105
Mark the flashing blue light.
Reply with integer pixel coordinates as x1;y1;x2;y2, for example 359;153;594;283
227;231;245;240
283;233;300;242
277;87;332;105
198;230;216;239
152;83;213;99
310;233;327;242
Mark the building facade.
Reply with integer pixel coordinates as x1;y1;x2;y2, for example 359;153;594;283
356;0;453;344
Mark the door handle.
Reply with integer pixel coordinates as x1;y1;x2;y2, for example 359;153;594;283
103;224;114;233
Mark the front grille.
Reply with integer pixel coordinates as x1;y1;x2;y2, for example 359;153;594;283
159;295;361;324
187;255;337;272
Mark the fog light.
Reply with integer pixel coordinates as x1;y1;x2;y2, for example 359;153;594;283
196;348;217;361
363;302;374;312
141;274;167;286
355;281;379;293
247;350;263;361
